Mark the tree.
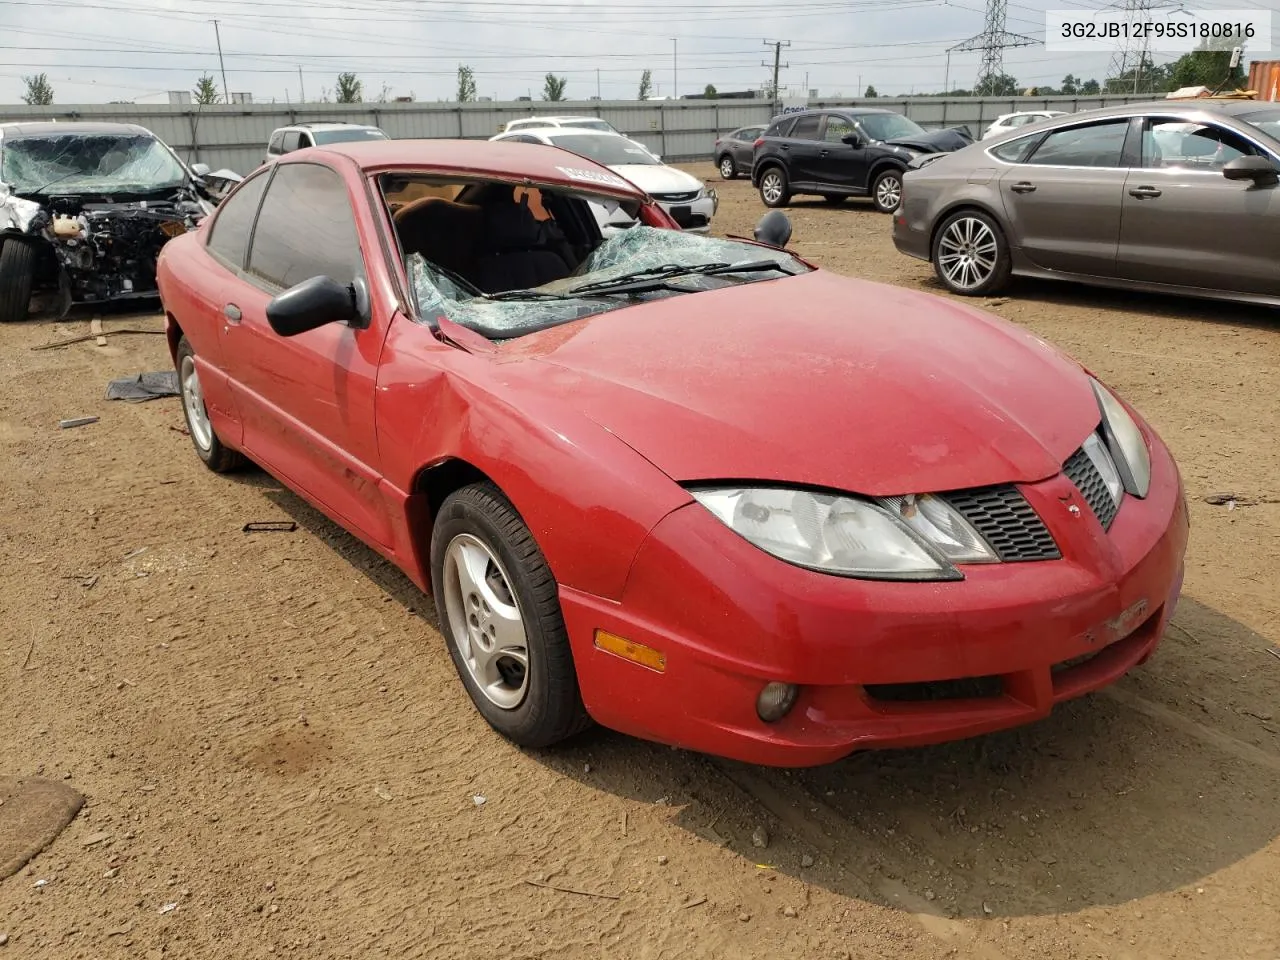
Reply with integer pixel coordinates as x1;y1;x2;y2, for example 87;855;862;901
542;73;567;101
193;74;220;105
1106;54;1172;95
703;83;717;98
974;72;1019;96
1080;78;1101;95
864;84;879;98
638;69;652;100
21;73;53;106
336;72;362;103
1167;39;1245;91
456;65;477;102
1060;73;1080;95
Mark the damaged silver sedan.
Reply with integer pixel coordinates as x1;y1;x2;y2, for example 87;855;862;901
0;121;240;323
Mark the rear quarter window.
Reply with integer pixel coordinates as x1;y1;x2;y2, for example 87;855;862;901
989;134;1041;164
765;117;796;138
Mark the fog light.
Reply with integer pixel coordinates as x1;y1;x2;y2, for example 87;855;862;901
756;682;799;723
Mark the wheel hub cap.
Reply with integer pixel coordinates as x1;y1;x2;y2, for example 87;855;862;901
442;534;530;710
180;355;214;452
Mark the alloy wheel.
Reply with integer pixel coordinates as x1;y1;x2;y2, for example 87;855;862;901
937;217;999;291
442;533;530;710
875;174;902;211
180;354;214;452
719;156;735;179
761;171;784;204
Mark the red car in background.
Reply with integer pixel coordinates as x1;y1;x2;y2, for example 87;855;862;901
156;139;1188;767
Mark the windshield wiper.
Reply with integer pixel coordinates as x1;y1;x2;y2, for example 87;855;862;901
565;259;798;296
24;170;84;196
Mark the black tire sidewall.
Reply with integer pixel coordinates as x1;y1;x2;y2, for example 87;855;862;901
872;169;903;213
429;485;586;747
930;209;1012;296
0;240;37;324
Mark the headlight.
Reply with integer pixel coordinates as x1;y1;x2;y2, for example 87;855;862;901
1090;379;1151;498
689;487;997;580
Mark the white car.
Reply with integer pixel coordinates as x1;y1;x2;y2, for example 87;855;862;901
490;128;717;234
265;122;388;163
501;115;619;135
981;111;1068;141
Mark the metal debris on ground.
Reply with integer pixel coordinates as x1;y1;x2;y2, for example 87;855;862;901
105;371;180;403
242;521;298;533
158;902;177;914
33;329;166;351
472;794;487;807
58;416;99;429
523;879;620;901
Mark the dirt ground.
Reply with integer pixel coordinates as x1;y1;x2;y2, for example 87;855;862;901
1;163;1278;960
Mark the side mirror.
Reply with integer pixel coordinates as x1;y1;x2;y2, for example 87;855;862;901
266;275;367;336
841;133;865;148
754;210;792;248
1223;155;1278;186
189;162;211;178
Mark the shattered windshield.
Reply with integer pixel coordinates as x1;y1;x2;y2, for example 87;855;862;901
1;134;187;196
408;225;808;340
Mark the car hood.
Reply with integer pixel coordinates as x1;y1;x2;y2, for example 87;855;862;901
609;163;702;195
884;127;973;153
503;271;1099;496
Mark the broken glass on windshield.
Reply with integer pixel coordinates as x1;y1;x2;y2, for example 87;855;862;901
1;134;187;196
408;225;808;340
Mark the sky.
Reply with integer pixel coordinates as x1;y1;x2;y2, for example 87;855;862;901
0;0;1275;105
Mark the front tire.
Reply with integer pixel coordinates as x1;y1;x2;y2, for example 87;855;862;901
430;482;591;748
177;335;245;472
717;154;737;180
871;169;904;213
758;166;790;208
930;209;1012;296
0;240;36;323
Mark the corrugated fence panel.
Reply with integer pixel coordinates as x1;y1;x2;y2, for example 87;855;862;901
0;95;1155;172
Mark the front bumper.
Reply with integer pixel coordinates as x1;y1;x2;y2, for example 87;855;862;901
559;440;1188;767
655;193;716;233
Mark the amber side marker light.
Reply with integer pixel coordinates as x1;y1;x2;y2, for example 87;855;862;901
594;630;667;673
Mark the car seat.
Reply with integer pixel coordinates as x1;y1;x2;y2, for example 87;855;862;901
393;196;485;278
469;192;574;294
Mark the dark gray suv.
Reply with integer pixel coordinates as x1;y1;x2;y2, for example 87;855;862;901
750;109;972;213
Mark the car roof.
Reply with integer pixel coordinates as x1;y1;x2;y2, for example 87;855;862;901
1057;99;1271;119
510;115;604;123
0;121;154;138
280;121;380;130
303;138;647;198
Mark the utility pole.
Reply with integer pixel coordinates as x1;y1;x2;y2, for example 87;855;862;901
210;19;229;105
946;0;1035;95
762;39;790;111
298;66;305;103
596;67;601;100
672;39;678;100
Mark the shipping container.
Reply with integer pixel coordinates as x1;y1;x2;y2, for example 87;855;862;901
1248;60;1280;101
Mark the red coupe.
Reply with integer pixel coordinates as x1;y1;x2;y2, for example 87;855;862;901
156;140;1189;767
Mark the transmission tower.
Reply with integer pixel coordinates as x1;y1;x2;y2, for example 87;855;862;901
950;0;1037;95
1105;0;1176;92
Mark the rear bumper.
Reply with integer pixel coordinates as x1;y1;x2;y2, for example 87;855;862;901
892;186;933;261
560;441;1189;767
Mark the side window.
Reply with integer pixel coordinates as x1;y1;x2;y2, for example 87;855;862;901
205;169;270;270
989;134;1040;164
268;132;284;154
280;130;301;153
740;127;763;141
1144;119;1253;170
823;115;855;143
789;114;821;140
247;163;364;291
766;117;796;138
1026;120;1130;168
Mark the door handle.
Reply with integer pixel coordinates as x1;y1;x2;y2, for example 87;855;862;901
1128;185;1162;199
223;304;242;323
780;144;790;150
1010;181;1037;194
820;149;829;157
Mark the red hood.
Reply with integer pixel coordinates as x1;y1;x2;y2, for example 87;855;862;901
500;271;1099;496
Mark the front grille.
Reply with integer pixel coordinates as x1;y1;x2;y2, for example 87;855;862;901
941;486;1060;562
1064;445;1119;529
865;675;1003;702
653;191;700;203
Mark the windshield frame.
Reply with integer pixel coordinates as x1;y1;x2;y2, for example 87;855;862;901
1239;109;1280;151
0;131;188;197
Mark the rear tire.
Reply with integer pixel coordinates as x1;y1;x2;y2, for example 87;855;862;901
430;482;591;748
758;166;790;208
717;154;737;180
0;240;36;324
930;209;1013;297
871;169;904;213
177;335;245;473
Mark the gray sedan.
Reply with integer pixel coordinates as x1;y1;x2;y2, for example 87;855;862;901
893;100;1280;306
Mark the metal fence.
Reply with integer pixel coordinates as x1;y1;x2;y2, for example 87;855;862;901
1;95;1155;176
